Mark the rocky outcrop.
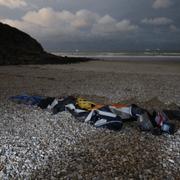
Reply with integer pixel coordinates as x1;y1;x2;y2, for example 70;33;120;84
0;22;89;65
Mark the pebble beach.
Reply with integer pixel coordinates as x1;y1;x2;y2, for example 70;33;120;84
0;59;180;179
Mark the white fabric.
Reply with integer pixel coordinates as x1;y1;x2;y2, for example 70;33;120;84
65;103;75;110
65;103;87;113
75;109;87;113
85;110;95;122
47;99;58;109
109;106;132;116
94;119;107;127
97;110;116;117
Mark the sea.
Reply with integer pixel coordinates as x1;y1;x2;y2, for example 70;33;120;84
53;52;180;62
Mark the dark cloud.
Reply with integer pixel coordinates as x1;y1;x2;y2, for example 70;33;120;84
0;0;179;51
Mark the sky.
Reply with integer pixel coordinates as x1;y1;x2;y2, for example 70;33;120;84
0;0;180;52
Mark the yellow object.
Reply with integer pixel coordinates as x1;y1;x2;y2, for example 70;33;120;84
76;97;96;110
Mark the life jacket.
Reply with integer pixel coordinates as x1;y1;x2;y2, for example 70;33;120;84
38;97;55;109
109;104;132;120
9;94;44;106
155;112;175;134
66;103;123;130
76;97;97;110
85;105;123;130
52;96;76;114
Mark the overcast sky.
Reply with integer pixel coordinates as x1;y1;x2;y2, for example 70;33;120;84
0;0;180;51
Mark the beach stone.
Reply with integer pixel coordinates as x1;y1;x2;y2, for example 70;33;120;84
0;62;180;179
0;163;4;171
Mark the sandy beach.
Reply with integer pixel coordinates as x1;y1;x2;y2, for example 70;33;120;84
0;59;180;179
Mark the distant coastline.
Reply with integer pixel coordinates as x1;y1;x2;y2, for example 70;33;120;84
53;51;180;62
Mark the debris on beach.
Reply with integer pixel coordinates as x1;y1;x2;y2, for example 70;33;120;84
0;94;180;179
9;94;180;135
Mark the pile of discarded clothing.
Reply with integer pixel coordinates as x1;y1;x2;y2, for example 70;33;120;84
9;94;180;135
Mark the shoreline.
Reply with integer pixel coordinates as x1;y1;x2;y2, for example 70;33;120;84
73;56;180;63
95;55;180;62
53;52;180;62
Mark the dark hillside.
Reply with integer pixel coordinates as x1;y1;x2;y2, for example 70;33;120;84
0;22;89;65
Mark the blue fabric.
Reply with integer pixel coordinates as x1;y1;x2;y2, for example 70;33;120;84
9;94;44;105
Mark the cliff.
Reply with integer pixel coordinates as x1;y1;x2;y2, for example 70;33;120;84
0;22;89;65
